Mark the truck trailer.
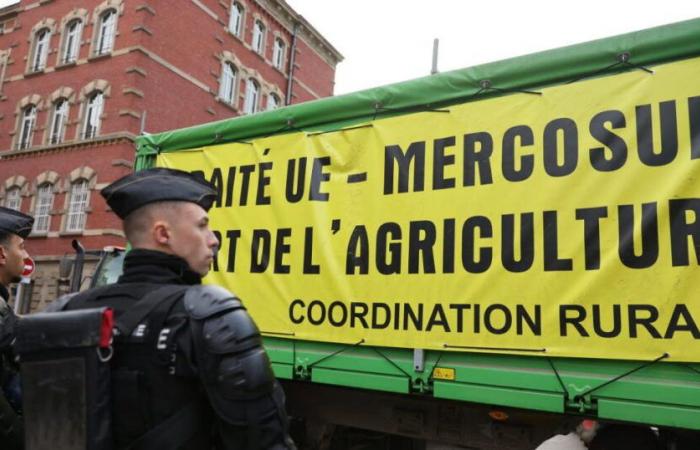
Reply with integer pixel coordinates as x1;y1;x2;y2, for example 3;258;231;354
134;18;700;449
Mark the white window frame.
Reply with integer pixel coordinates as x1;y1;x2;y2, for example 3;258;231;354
31;28;50;72
95;10;116;55
82;91;104;139
266;93;279;111
62;19;82;64
66;179;89;232
4;187;21;211
228;2;243;37
49;99;70;145
219;62;237;105
18;105;37;150
243;79;259;115
252;20;265;54
272;37;285;70
32;183;54;233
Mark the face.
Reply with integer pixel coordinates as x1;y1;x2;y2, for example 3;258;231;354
165;203;219;276
0;234;29;285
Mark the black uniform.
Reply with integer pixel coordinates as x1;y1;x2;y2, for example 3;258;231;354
0;285;22;450
64;249;293;449
0;206;33;450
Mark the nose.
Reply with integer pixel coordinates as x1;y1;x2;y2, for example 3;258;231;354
209;230;220;249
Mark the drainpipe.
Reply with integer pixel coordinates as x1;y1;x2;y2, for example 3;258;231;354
285;21;299;106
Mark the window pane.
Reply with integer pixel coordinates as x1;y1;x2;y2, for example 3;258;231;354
219;62;236;104
253;21;264;53
244;79;259;114
273;39;285;69
32;29;49;71
229;2;243;36
66;180;89;232
267;94;279;111
50;100;69;144
63;20;82;64
97;10;116;54
83;92;104;139
4;187;21;211
19;106;36;150
33;183;53;233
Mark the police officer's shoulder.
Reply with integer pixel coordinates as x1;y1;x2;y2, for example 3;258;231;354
183;285;244;320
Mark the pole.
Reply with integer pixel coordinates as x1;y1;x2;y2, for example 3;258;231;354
431;38;439;75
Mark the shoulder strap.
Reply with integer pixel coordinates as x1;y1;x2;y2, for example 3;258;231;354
115;285;189;336
124;398;208;450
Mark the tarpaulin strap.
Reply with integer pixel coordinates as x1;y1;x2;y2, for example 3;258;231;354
372;103;450;121
573;353;669;402
370;347;412;379
307;339;364;369
307;123;374;137
546;357;570;399
474;80;542;97
567;52;654;85
443;343;546;353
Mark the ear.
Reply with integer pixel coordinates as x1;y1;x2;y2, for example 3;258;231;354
0;245;6;265
152;220;171;245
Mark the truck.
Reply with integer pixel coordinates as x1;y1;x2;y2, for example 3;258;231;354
131;18;700;450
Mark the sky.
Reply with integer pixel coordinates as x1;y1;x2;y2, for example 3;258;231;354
1;0;699;95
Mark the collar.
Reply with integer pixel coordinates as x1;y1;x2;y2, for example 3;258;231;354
0;284;8;302
118;249;202;286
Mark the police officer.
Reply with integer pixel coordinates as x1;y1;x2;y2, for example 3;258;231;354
62;168;295;449
0;206;33;450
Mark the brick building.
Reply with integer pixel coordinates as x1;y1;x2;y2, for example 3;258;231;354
0;0;342;309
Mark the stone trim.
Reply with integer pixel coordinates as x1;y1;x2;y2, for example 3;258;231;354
48;86;76;103
132;25;152;35
135;4;156;15
122;87;144;97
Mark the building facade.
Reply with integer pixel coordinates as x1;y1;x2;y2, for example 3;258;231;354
0;0;342;310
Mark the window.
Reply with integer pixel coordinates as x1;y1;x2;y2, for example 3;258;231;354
31;28;50;72
266;93;280;111
272;38;285;70
252;20;265;54
95;10;116;55
219;62;237;105
243;79;259;114
49;99;69;144
62;19;82;64
66;179;89;232
82;91;103;139
18;105;37;150
32;183;54;233
4;187;21;211
228;2;243;37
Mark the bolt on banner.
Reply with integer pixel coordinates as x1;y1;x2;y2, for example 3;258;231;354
158;56;700;362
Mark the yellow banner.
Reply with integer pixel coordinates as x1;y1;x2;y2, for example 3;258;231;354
159;57;700;362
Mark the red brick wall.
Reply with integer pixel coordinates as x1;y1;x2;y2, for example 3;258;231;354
0;0;339;304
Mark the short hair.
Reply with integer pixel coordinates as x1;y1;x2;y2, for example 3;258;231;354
122;201;184;244
0;230;10;247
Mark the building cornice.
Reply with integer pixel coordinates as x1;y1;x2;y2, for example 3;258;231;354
0;132;137;159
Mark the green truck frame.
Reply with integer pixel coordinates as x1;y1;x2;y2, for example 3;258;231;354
135;19;700;449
